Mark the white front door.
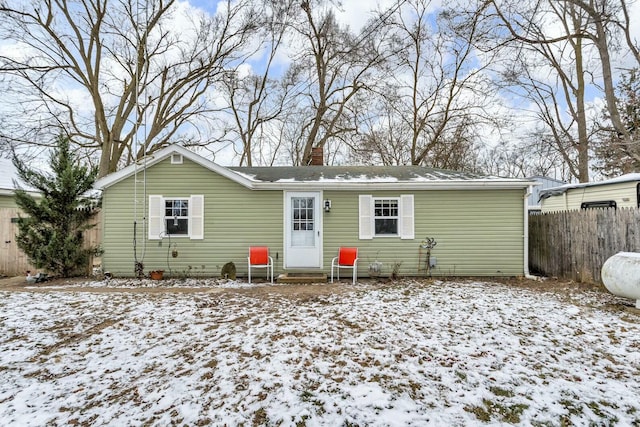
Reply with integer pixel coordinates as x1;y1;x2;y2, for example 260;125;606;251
285;191;322;268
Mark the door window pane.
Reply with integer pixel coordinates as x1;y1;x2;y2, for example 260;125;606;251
291;197;315;246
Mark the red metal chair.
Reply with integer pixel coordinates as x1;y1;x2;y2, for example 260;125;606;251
248;247;273;284
331;247;358;284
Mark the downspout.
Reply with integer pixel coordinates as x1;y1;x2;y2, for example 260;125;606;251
524;185;538;280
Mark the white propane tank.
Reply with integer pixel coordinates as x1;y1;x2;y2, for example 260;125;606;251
601;252;640;309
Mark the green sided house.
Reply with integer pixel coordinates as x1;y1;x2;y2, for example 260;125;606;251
93;145;535;279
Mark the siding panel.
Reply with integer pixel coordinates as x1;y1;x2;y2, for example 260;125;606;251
322;189;525;277
101;158;283;277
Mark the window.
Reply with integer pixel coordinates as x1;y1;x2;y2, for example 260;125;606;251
171;154;183;164
165;199;189;235
292;197;314;231
580;200;616;210
148;195;204;240
359;195;414;240
374;198;399;235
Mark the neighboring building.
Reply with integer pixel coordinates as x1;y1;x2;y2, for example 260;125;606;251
526;176;566;212
0;158;21;209
539;173;640;212
94;145;536;279
0;158;38;276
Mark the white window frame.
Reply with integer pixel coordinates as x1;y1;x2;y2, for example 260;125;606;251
164;198;190;237
148;195;204;240
171;153;183;164
373;197;400;237
359;194;414;240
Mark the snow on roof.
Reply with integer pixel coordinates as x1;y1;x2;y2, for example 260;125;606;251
0;158;37;193
539;173;640;199
94;145;534;191
0;158;19;190
229;165;494;183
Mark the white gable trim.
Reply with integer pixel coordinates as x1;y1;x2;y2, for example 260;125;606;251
94;145;255;190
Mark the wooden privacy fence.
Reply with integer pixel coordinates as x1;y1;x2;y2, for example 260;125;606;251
0;208;102;277
529;208;640;283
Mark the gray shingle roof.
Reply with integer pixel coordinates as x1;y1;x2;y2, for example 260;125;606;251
229;165;494;183
94;145;534;190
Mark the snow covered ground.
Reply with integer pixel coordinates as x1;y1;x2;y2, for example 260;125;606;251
1;279;639;426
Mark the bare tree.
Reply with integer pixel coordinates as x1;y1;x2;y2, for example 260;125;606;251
367;0;497;168
478;134;571;180
286;1;388;165
220;0;298;166
0;0;258;177
487;0;640;181
347;93;413;165
487;0;597;181
564;0;639;153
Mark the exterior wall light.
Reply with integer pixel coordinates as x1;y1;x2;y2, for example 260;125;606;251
324;199;332;212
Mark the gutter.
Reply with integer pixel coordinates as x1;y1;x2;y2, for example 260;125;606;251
239;180;536;191
523;185;538;280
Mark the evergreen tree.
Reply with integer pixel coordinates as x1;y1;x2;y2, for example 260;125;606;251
12;136;100;277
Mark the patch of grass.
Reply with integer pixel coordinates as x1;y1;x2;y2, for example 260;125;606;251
559;398;584;425
489;386;515;398
252;408;267;426
586;401;619;424
530;421;555;427
455;370;467;381
464;403;491;422
465;398;529;423
294;415;309;427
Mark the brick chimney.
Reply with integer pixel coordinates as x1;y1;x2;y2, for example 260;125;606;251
310;146;323;166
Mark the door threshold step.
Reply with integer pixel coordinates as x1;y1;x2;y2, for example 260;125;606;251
277;273;327;283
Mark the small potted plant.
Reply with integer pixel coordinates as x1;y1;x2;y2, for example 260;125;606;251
149;269;164;280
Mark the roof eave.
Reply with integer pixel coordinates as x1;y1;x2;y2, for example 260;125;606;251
252;180;534;191
0;188;41;197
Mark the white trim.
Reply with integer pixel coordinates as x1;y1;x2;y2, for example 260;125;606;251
399;194;414;240
373;197;400;237
94;145;255;190
524;186;537;279
164;197;190;237
284;191;322;269
360;195;414;240
148;195;164;240
248;181;533;191
148;194;205;240
190;195;204;240
358;195;373;240
0;189;41;197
